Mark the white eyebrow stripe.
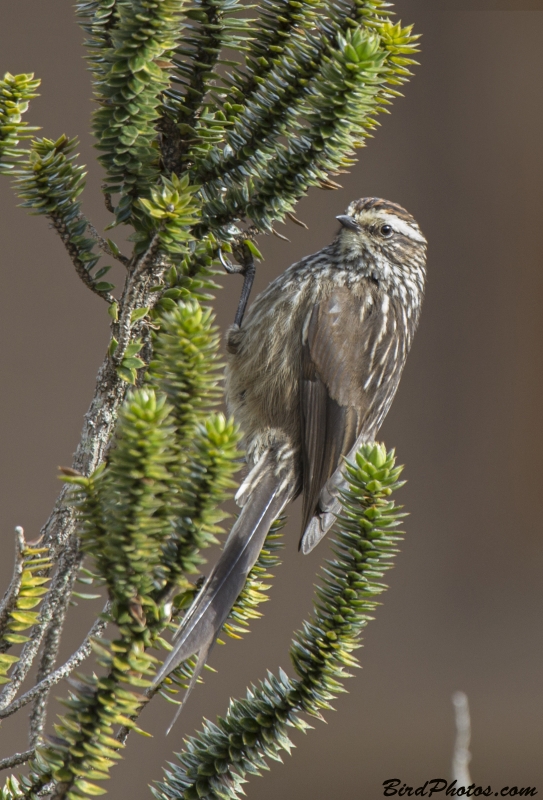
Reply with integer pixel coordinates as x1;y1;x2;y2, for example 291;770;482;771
380;213;426;243
354;210;426;243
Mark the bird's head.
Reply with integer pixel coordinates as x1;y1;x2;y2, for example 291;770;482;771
335;197;426;287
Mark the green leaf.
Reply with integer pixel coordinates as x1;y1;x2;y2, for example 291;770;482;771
106;239;121;257
243;240;263;260
124;341;142;358
3;633;29;644
130;307;150;324
116;366;137;384
15;596;43;609
72;780;107;796
10;610;39;625
0;654;19;668
122;356;146;370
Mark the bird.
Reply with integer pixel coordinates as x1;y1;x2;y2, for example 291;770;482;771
154;197;427;724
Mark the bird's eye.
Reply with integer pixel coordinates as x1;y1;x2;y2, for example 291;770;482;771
380;224;393;238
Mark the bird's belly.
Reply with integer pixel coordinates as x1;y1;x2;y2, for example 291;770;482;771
225;288;310;465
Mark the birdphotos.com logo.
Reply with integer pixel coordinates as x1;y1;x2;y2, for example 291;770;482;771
382;779;538;797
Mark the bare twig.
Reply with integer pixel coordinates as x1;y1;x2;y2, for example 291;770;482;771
102;187;114;214
0;605;109;721
85;221;130;267
113;235;164;364
0;749;34;772
452;691;472;787
134;233;162;278
49;214;115;304
40;355;129;557
29;567;77;746
0;527;26;649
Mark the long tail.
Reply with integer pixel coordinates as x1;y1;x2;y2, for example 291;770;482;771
153;452;292;727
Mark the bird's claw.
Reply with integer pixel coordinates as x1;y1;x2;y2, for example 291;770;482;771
219;248;242;275
219;245;257;327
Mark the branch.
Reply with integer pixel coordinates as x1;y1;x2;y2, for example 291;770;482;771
14;135;115;303
28;575;75;746
452;691;472;787
0;606;109;721
49;215;115;303
0;221;176;737
112;234;162;365
0;527;26;648
85;220;130;267
0;750;34;773
37;240;169;558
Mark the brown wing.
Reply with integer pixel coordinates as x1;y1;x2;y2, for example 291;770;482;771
300;284;402;535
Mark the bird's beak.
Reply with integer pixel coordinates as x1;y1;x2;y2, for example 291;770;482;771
336;214;360;232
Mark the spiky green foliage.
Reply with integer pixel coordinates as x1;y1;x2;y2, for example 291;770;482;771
87;0;187;223
240;25;405;228
0;545;52;683
74;0;419;239
146;300;239;583
153;444;405;800
3;2;418;298
13;135;113;300
1;2;418;798
29;392;173;795
201;17;418;231
244;0;325;72
157;413;241;585
203;0;328;181
16;361;242;800
160;0;249;174
74;389;177;610
76;1;123;83
27;633;156;799
0;72;40;173
14;437;275;800
148;300;223;431
137;173;200;257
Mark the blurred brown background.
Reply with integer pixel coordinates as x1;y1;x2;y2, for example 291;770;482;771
2;1;543;797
